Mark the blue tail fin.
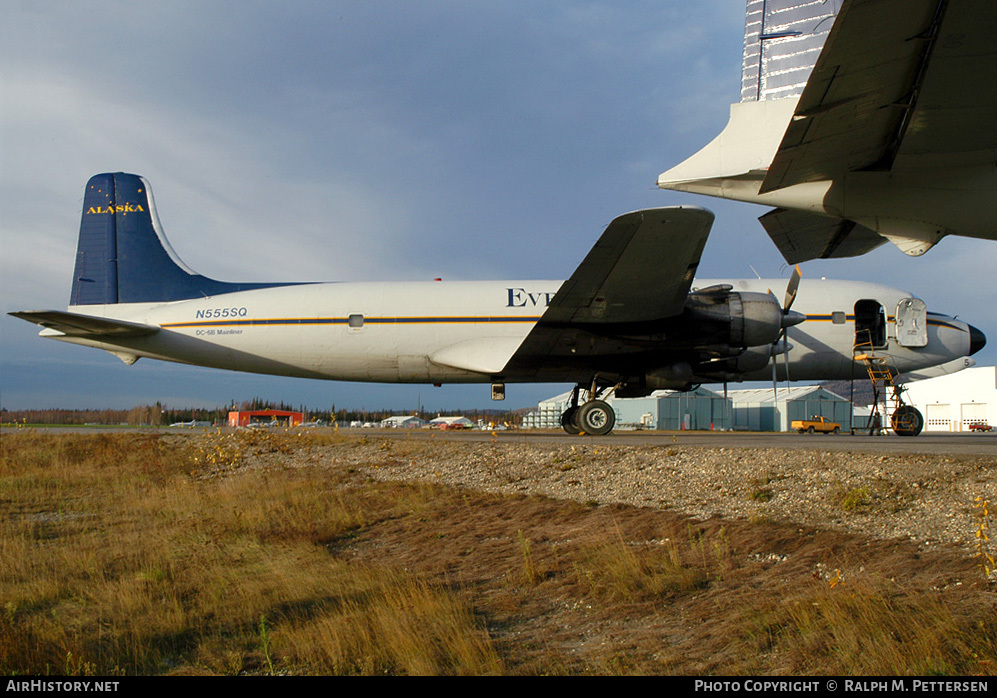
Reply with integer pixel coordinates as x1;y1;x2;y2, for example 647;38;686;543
71;173;290;305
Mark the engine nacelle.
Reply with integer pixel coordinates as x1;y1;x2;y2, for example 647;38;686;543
691;346;774;383
686;289;785;349
731;292;785;347
731;345;773;373
616;362;694;398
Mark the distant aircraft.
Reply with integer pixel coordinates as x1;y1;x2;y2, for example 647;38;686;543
11;173;986;435
658;0;997;263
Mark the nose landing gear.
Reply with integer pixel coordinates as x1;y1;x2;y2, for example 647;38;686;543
891;404;924;437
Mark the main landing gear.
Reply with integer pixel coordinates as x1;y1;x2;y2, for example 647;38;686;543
560;383;617;436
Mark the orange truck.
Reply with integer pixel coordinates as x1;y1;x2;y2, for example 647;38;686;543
791;416;841;434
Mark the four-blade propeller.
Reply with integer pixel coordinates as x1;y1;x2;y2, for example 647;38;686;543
771;265;805;401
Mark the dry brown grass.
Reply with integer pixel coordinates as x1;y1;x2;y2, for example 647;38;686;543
1;430;994;675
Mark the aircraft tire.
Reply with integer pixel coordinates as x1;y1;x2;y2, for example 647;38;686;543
891;405;924;437
561;407;581;435
577;400;615;436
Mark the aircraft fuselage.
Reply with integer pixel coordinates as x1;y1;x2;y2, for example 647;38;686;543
46;277;978;388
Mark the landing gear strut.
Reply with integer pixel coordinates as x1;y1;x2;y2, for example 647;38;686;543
560;382;617;436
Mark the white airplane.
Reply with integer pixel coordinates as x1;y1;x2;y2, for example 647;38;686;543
658;0;997;262
10;173;986;435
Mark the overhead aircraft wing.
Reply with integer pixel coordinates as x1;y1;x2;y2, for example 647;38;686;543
758;208;887;264
501;207;714;378
541;207;713;325
760;0;997;194
9;310;160;337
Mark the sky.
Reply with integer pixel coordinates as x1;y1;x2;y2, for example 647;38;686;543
1;0;994;414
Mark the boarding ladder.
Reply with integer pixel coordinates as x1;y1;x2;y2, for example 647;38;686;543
851;332;914;435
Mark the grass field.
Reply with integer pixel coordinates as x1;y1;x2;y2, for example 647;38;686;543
1;430;994;675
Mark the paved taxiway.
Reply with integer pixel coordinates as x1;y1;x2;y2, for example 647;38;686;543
369;428;996;457
8;425;993;457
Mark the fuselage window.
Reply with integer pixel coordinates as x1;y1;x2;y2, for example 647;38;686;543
854;300;886;349
832;311;846;325
348;314;364;328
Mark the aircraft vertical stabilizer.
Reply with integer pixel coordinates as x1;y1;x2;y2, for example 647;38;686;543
659;0;834;193
739;0;837;103
70;173;295;305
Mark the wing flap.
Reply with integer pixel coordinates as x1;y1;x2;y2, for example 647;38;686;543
758;208;887;264
9;310;159;337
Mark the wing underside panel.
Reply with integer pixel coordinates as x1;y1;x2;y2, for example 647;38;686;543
760;0;997;194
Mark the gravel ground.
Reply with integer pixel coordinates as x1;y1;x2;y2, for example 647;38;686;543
306;436;995;553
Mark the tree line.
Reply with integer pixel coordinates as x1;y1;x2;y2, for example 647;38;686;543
1;400;523;426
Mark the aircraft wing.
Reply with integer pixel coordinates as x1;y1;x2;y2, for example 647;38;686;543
760;0;997;194
540;207;713;325
9;310;160;337
758;208;887;264
502;207;713;378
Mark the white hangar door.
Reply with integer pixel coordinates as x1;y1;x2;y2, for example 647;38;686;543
925;403;952;432
961;403;988;431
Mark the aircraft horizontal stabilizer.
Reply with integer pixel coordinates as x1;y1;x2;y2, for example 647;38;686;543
758;208;887;264
9;310;159;338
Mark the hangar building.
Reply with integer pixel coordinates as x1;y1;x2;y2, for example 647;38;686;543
429;416;476;429
522;387;732;431
902;365;996;432
380;415;428;428
523;384;854;432
727;386;853;433
227;410;304;427
611;387;732;431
